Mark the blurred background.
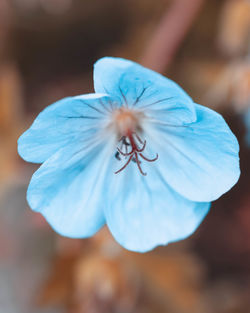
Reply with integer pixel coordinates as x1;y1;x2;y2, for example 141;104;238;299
0;0;250;312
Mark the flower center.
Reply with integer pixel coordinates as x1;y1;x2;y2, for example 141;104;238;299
112;108;158;176
112;107;142;136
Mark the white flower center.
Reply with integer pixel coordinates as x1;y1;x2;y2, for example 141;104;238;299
112;107;144;137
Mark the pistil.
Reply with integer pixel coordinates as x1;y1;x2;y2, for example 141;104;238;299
112;108;158;175
115;132;158;176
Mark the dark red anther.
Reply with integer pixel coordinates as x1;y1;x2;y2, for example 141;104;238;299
114;132;158;176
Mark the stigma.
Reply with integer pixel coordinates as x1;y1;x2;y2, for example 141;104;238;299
111;108;158;176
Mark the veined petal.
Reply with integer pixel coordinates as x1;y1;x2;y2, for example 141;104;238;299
104;163;210;252
147;104;240;202
94;57;196;125
27;138;115;238
18;93;117;163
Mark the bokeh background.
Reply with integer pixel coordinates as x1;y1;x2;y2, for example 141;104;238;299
0;0;250;312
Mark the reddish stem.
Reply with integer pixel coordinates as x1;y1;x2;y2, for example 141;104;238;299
140;0;205;73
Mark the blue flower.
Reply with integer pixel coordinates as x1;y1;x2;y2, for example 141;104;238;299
18;57;240;252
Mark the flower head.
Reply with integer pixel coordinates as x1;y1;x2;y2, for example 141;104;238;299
18;57;240;252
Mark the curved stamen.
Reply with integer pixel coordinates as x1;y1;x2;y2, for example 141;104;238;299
117;147;133;156
135;153;147;176
115;154;134;174
139;153;158;162
114;132;158;176
136;140;146;152
134;133;144;144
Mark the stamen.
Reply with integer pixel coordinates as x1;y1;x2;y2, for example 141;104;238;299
117;147;133;156
135;153;147;176
136;140;146;152
114;132;158;176
139;153;158;162
115;154;134;174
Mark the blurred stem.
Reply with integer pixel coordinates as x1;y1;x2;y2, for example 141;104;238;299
140;0;205;73
0;0;11;62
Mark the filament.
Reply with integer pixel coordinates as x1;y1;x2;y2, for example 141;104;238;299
115;132;158;176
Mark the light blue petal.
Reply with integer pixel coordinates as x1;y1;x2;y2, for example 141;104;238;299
104;163;210;252
26;139;113;238
18;93;117;163
94;57;196;125
147;104;240;202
